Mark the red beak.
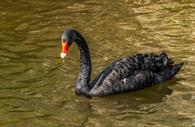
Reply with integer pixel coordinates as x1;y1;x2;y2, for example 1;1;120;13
61;41;69;58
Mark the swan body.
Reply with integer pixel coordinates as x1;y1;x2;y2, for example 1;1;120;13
60;29;183;97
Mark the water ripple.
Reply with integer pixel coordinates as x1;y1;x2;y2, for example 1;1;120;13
0;0;195;127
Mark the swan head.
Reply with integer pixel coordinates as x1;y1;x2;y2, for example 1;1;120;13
61;29;77;59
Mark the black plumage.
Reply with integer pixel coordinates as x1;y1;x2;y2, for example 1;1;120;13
61;29;184;97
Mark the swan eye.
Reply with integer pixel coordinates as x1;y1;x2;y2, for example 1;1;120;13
61;41;69;59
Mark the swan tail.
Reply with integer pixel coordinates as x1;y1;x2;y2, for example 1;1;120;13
155;62;184;83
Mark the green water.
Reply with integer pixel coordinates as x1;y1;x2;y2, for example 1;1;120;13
0;0;195;127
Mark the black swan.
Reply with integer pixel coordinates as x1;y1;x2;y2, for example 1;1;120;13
60;29;183;97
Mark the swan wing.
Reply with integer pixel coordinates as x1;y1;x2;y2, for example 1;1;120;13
89;52;183;96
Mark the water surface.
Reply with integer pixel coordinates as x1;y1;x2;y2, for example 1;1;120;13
0;0;195;127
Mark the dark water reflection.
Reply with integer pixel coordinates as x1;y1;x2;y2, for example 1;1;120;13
0;0;195;127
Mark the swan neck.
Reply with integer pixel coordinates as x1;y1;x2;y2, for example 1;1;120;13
75;36;91;95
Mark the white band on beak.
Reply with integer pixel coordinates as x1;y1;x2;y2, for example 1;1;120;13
61;53;67;59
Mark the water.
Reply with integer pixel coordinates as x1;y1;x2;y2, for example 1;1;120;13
0;0;195;127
